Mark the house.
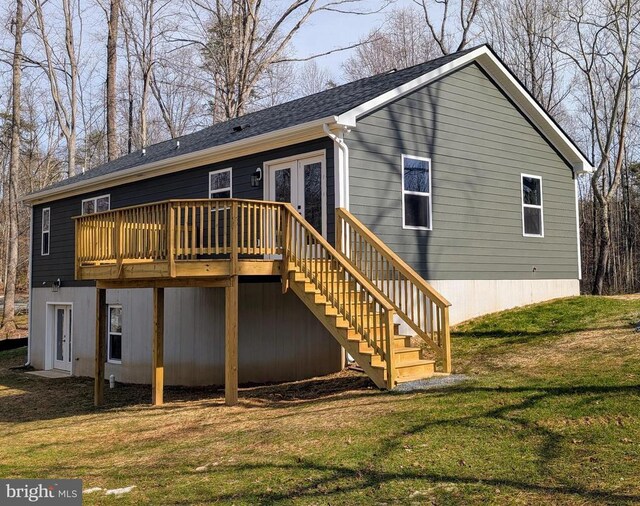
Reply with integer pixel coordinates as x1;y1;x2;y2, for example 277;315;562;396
22;45;592;406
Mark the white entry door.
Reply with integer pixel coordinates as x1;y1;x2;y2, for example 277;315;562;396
267;154;326;236
53;305;72;372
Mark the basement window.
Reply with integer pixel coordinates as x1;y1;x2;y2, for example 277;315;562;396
209;168;232;198
82;195;111;215
521;174;544;237
41;207;50;256
107;305;122;364
402;155;432;230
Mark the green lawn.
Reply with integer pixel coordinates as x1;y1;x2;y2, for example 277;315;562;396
0;295;639;505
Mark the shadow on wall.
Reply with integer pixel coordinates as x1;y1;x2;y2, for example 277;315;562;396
349;73;488;281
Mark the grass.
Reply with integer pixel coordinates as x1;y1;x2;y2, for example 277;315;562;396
0;295;639;504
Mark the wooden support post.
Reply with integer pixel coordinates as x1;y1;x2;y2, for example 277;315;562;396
225;276;239;406
152;287;165;405
385;309;396;390
94;288;107;406
441;306;452;374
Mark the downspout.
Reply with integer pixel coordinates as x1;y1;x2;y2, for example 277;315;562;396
25;206;33;366
323;123;352;367
322;123;349;210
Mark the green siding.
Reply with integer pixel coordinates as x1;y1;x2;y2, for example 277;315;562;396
347;63;579;281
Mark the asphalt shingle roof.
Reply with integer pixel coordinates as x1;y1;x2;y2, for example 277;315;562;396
42;46;481;193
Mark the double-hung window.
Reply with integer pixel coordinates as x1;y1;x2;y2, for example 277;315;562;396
402;155;432;230
107;305;122;364
82;195;110;215
521;174;544;237
41;208;50;256
209;168;232;198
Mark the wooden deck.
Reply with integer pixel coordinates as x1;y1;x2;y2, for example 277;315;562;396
75;199;452;408
75;199;286;282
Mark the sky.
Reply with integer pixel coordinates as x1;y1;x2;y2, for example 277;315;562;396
290;0;416;78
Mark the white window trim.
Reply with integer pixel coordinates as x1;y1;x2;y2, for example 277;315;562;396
107;304;123;364
209;167;232;198
41;207;50;256
81;194;111;215
401;154;433;231
521;173;544;238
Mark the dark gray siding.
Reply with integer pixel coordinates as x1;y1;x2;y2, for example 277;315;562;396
347;63;579;280
32;138;334;287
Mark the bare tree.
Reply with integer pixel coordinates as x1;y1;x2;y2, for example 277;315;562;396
482;0;570;122
106;0;121;160
551;0;640;294
189;0;386;121
32;0;80;178
121;0;176;147
1;0;24;336
296;60;335;96
413;0;481;55
344;6;441;80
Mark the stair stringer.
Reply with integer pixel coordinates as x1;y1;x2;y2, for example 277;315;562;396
288;274;388;389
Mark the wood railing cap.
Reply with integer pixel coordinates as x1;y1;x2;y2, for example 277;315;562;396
72;197;285;220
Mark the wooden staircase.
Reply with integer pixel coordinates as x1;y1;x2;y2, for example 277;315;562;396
287;265;436;388
281;203;450;389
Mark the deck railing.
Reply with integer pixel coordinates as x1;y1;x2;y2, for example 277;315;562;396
335;208;452;372
75;199;286;267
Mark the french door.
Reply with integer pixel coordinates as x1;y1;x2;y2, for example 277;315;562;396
267;154;326;237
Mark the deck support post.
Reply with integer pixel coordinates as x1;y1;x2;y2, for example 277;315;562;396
441;306;452;373
225;276;239;406
152;287;165;405
94;288;107;406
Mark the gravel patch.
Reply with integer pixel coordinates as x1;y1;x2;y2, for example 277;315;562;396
394;374;469;392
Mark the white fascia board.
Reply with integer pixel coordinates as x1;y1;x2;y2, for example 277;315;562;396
336;46;595;174
22;115;339;205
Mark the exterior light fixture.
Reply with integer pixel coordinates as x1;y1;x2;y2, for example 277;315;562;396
251;167;262;188
52;278;61;293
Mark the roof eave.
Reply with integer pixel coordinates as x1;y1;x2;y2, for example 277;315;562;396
22;115;340;206
336;45;593;175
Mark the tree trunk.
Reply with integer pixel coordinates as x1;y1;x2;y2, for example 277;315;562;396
106;0;121;161
592;201;610;295
2;0;23;336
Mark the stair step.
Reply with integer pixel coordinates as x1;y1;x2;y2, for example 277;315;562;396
394;360;436;380
394;335;411;349
371;347;422;367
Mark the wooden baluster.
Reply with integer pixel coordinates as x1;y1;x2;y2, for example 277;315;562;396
206;202;211;255
231;201;238;275
190;205;196;259
239;202;242;253
168;204;176;277
223;202;228;254
199;205;204;255
214;202;219;254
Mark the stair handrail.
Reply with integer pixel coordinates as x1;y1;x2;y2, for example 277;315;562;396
335;208;452;373
282;203;397;388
